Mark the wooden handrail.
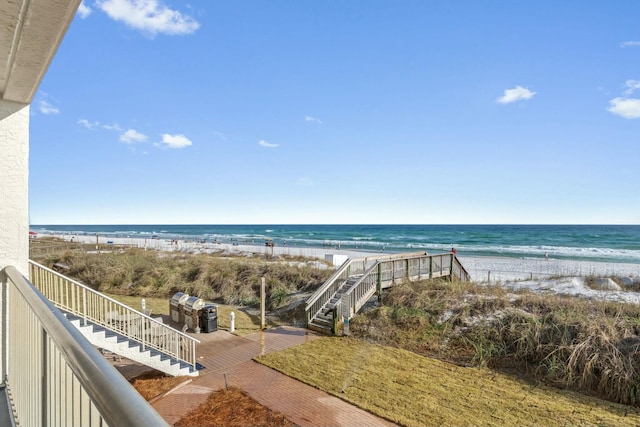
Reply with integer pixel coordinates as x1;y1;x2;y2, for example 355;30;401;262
304;257;353;312
322;253;472;333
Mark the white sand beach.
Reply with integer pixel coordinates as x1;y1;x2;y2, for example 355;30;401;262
46;233;640;305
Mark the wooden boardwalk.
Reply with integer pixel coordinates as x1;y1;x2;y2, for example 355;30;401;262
152;326;397;427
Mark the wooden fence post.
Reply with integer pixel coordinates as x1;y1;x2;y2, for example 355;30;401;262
260;277;266;330
377;263;382;302
450;254;454;282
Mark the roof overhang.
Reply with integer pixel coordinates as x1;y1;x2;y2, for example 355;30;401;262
0;0;81;104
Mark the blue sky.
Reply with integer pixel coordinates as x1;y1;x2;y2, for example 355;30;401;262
29;0;640;225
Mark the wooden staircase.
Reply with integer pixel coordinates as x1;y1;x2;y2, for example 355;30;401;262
308;276;362;333
305;252;470;335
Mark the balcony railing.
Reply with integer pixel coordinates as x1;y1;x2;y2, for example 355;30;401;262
1;265;169;427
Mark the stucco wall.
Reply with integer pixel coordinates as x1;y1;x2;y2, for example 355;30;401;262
0;100;29;276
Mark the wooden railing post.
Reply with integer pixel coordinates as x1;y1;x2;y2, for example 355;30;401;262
450;254;455;282
331;307;338;334
391;261;395;283
377;263;382;302
429;256;433;279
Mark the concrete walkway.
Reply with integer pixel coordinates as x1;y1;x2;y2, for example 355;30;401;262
152;326;397;427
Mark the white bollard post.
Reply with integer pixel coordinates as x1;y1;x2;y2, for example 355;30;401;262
141;298;146;311
230;311;235;333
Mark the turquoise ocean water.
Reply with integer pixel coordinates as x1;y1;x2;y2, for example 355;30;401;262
31;224;640;264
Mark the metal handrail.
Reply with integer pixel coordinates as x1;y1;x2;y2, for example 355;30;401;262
3;265;169;427
28;260;200;370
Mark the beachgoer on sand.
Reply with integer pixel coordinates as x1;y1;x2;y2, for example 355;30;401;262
451;247;457;255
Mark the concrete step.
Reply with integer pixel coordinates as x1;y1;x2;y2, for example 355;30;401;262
63;311;198;377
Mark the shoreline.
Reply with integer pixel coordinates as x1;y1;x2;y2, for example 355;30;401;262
39;234;640;282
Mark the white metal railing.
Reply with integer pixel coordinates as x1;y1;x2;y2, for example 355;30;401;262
28;260;200;371
2;265;169;427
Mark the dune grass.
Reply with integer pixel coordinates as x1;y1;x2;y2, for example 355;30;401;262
34;245;329;308
257;337;640;427
349;279;640;407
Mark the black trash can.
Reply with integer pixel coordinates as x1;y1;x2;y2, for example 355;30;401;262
200;304;218;333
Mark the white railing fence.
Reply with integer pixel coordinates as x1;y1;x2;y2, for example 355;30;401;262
29;260;199;370
2;265;169;427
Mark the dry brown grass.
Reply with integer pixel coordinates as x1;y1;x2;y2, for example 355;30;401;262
174;387;296;427
32;245;330;309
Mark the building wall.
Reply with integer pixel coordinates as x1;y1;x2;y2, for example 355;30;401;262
0;100;30;275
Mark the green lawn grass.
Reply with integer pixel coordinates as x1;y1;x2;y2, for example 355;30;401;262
256;337;640;427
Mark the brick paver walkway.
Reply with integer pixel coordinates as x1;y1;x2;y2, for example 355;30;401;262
152;326;397;426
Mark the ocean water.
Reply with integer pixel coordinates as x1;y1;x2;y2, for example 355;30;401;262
31;224;640;264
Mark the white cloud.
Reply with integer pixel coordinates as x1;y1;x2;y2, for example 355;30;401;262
607;80;640;119
96;0;200;37
78;119;100;129
621;41;640;48
119;129;148;143
102;123;124;132
496;86;536;104
607;97;640;119
258;140;279;148
38;100;60;115
305;116;323;124
160;133;192;148
77;1;92;18
624;80;640;96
